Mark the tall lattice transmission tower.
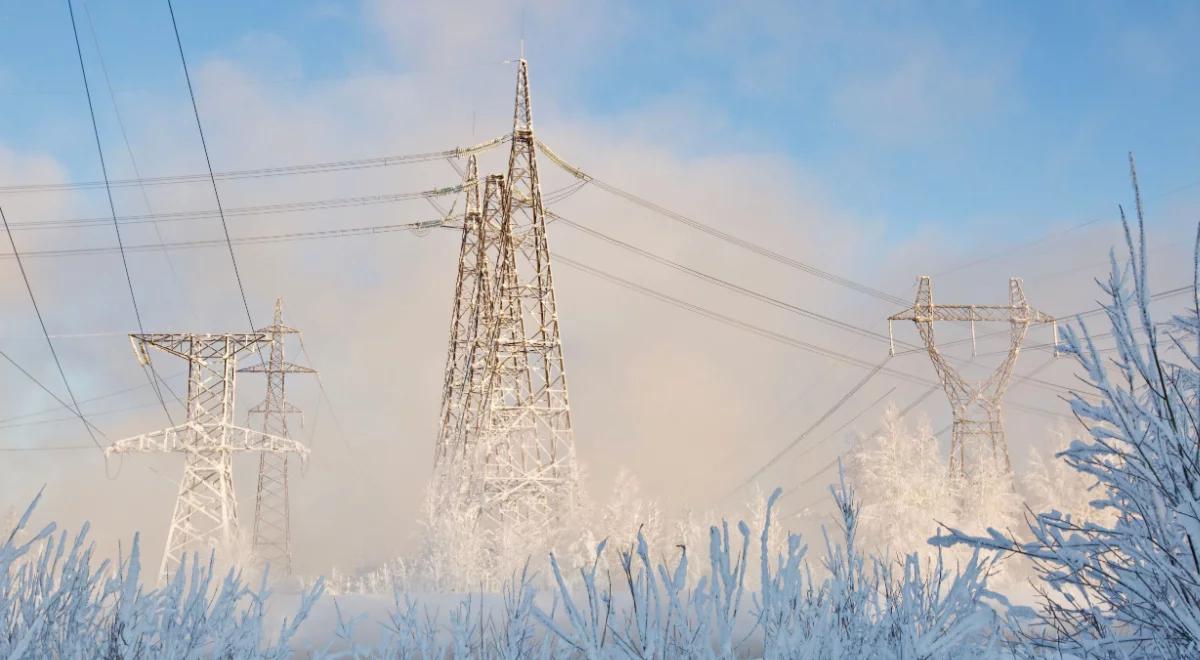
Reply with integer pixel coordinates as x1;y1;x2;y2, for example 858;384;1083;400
239;299;314;575
434;59;579;539
108;333;309;582
888;276;1056;477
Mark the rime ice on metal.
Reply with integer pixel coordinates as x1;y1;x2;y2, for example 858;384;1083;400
888;276;1056;477
107;333;309;582
434;59;580;544
239;298;314;575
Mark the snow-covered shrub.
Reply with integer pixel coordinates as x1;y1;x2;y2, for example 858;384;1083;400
315;471;1005;658
0;490;322;658
934;170;1200;656
754;472;1005;658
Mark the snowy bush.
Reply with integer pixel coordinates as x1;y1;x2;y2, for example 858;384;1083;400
322;472;1006;658
934;169;1200;656
1;490;322;658
4;475;1008;656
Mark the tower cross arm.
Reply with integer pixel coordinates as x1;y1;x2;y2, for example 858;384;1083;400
106;422;309;462
130;332;271;364
889;304;1056;324
107;423;194;455
253;323;301;335
226;425;310;460
238;361;316;374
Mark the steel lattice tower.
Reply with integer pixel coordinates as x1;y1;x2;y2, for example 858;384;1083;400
239;299;314;575
888;276;1056;477
108;333;309;582
436;155;486;469
434;59;579;536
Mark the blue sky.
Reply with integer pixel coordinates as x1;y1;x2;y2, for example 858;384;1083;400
1;1;1198;244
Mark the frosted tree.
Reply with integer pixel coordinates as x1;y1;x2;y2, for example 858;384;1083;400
1021;424;1116;529
953;453;1022;541
934;165;1200;656
846;404;955;558
408;482;492;592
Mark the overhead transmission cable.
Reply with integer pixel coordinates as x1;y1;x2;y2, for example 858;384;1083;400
550;211;1071;396
552;252;1066;422
167;0;258;335
0;206;105;449
82;0;194;328
0;214;458;260
3;185;464;232
723;357;891;500
536;139;908;306
67;0;177;424
0;137;509;194
784;385;943;516
0;349;107;440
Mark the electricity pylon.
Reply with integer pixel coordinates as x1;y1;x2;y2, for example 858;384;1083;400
434;59;579;538
108;333;309;582
436;155;486;470
239;299;314;575
481;58;579;529
888;276;1056;477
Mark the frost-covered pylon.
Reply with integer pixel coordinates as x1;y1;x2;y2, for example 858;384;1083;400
239;299;314;575
888;277;1056;477
108;333;309;582
434;59;579;538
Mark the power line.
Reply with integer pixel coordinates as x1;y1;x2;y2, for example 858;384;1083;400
0;137;509;194
551;211;891;344
553;252;1068;420
67;0;176;426
167;0;256;334
0;399;161;432
82;0;195;329
932;174;1200;279
0;444;97;453
297;333;346;453
784;385;942;516
784;386;899;471
0;349;261;430
555;253;917;378
2;185;464;232
0;206;105;450
723;358;890;499
0;214;456;260
0;349;107;440
537;139;908;306
933;217;1108;278
552;211;1071;396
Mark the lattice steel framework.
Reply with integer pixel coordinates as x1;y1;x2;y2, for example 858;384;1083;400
434;59;579;536
888;277;1056;477
436;156;488;469
239;299;314;575
108;333;309;582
